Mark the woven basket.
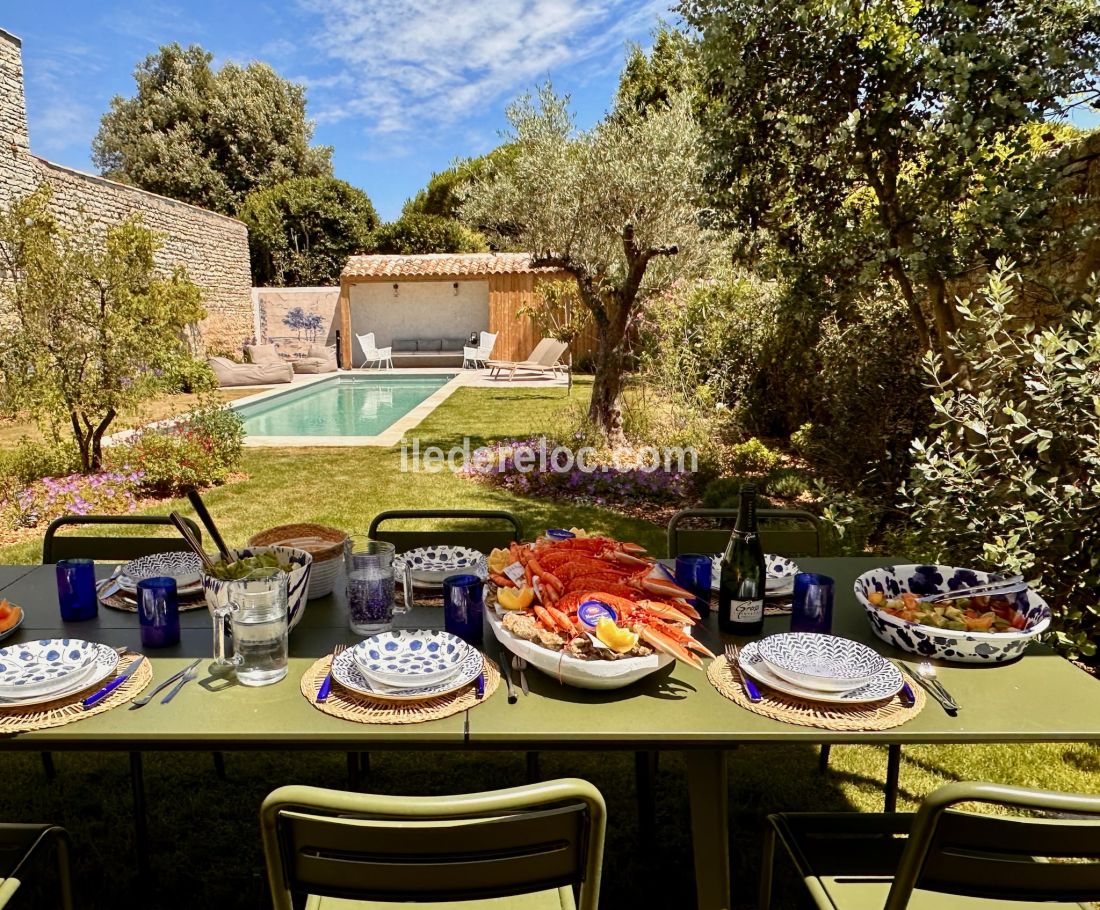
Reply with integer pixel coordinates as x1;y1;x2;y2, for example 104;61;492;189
248;523;347;599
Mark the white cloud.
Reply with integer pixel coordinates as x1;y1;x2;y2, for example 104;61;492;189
299;0;669;137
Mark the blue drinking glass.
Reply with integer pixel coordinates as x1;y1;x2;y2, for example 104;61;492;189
791;573;835;634
443;573;485;647
137;576;180;649
56;558;98;622
675;553;713;616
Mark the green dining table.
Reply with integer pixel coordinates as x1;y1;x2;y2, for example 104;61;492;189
3;556;1100;910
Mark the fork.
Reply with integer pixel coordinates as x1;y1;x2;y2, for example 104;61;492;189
161;665;198;704
131;659;201;708
723;643;762;703
316;644;346;703
511;655;530;696
917;662;959;713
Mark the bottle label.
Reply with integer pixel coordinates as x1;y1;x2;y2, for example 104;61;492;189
729;599;763;624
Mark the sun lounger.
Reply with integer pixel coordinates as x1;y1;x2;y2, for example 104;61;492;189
487;339;569;381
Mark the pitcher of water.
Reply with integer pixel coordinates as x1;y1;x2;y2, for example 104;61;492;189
212;568;289;686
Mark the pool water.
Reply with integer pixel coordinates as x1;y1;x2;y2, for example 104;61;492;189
236;375;455;437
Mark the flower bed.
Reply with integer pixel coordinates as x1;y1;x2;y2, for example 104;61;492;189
0;470;143;530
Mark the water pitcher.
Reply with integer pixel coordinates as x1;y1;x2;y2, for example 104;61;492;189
212;568;289;686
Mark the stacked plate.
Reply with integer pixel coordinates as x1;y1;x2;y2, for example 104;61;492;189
0;638;119;708
330;630;483;702
736;632;903;704
117;552;205;601
711;554;800;596
393;546;488;591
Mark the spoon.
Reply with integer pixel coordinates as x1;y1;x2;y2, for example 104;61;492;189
917;662;958;712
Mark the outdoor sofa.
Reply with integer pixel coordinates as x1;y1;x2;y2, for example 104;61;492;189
389;336;469;368
207;356;292;387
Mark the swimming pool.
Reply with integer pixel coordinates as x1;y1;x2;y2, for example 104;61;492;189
234;374;457;442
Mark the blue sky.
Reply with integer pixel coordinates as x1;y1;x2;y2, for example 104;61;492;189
5;0;671;220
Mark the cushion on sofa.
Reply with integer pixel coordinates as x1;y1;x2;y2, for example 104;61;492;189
418;338;443;353
391;339;418;353
307;344;337;360
245;343;281;364
442;337;467;351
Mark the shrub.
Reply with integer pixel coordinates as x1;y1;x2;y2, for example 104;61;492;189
368;214;488;255
768;467;811;500
0;437;80;487
723;437;781;475
700;475;767;508
161;357;217;394
105;405;244;495
903;265;1100;659
0;470;143;530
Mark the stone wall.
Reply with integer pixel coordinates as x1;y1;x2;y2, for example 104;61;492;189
0;26;252;354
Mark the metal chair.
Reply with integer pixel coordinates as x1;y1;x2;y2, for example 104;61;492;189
368;509;523;553
760;780;1100;909
666;507;822;559
42;514;203;563
260;779;606;910
0;823;73;909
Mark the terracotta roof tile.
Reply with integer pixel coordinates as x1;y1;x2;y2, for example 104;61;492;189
341;252;560;280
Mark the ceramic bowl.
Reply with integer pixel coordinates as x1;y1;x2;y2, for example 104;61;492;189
757;632;888;692
332;646;483;702
202;546;312;632
121;551;203;593
0;638;99;699
738;640;902;704
854;564;1051;664
350;630;469;689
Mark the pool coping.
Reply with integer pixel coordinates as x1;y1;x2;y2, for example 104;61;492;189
232;371;468;447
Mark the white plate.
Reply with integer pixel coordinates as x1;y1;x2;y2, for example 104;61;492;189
394;546;487;587
350;630;470;689
758;633;888;692
710;554;800;593
0;643;119;707
120;551;204;595
0;638;101;699
331;646;483;702
738;640;902;704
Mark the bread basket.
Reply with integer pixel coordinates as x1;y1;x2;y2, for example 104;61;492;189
248;523;347;599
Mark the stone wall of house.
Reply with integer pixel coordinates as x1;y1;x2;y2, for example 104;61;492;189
0;26;252;354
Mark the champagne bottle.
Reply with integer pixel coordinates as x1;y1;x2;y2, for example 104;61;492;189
718;484;766;636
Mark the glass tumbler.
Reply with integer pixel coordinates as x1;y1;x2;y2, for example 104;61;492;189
443;573;485;647
790;572;835;634
56;558;98;622
345;538;396;635
675;553;713;617
137;576;180;648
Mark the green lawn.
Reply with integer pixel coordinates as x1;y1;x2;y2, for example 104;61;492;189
4;381;1100;908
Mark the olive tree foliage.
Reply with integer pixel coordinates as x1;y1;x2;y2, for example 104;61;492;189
93;44;333;215
681;0;1100;376
239;177;379;286
903;263;1100;659
0;188;205;472
461;85;707;440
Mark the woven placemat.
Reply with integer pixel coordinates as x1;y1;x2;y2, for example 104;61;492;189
708;654;926;731
764;597;792;617
301;653;501;725
0;652;153;735
100;591;208;613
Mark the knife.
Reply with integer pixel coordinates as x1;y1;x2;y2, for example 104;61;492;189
475;672;485;700
83;655;145;709
512;655;530;697
498;648;518;704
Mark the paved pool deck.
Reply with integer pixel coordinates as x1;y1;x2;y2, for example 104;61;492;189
230;367;570;448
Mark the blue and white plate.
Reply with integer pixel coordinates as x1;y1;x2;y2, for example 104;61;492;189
333;644;483;703
758;633;888;692
710;554;800;593
121;551;204;595
351;630;469;688
0;639;104;700
0;643;119;708
738;640;902;705
393;546;487;587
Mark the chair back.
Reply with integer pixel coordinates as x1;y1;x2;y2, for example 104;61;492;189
538;339;569;366
260;779;606;910
356;333;379;357
43;515;203;563
367;509;522;553
885;781;1100;909
478;331;498;357
667;508;821;558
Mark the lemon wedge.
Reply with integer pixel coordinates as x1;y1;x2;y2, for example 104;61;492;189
497;586;535;611
595;617;638;654
487;548;511;574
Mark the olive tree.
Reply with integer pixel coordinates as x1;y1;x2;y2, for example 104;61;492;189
462;85;705;441
682;0;1100;376
0;188;205;471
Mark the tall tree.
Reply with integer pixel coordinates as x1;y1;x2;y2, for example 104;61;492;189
368;214;488;255
403;147;517;221
93;44;333;215
681;0;1100;375
239;177;379;286
0;188;205;471
462;85;705;441
613;24;699;119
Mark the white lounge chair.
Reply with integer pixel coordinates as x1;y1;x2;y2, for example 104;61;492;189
463;331;498;369
356;332;393;370
487;339;569;381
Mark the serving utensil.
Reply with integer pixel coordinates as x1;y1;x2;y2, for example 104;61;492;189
917;662;959;712
161;664;198;704
131;659;201;708
512;655;530;696
82;655;145;709
168;511;217;573
316;645;346;703
186;489;232;561
498;647;518;704
724;643;761;703
918;575;1026;603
